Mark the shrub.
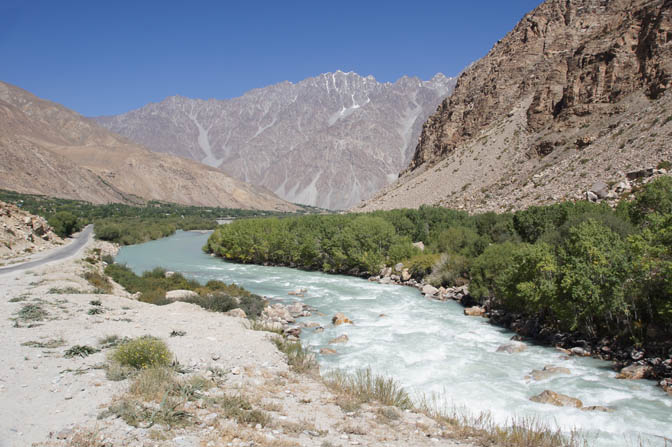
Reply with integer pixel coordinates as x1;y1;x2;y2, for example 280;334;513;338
48;211;81;237
404;253;441;279
83;271;112;294
65;345;100;358
427;253;470;287
112;336;172;369
17;303;48;321
469;242;519;301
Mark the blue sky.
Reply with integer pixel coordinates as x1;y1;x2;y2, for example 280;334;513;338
1;0;542;116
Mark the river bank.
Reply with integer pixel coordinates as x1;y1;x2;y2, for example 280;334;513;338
1;238;487;447
365;264;672;397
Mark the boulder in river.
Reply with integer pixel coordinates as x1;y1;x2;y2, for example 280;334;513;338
320;348;338;355
165;289;199;302
617;364;652;380
570;346;590;357
302;321;321;328
530;390;583;408
329;334;349;344
263;304;294;323
496;342;527;354
287;302;305;315
463;306;486;317
422;284;439;296
332;312;353;326
526;365;571;381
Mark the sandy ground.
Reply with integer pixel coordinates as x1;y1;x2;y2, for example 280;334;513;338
0;239;474;447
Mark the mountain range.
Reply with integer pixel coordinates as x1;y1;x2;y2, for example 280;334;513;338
0;81;297;211
94;71;455;209
357;0;672;213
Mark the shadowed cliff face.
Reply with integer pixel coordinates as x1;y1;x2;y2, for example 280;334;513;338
95;72;455;209
357;0;672;213
0;82;297;211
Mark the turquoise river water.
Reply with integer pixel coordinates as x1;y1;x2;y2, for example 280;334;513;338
116;230;671;446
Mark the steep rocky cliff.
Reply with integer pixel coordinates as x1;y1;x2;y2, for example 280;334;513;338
0;200;62;262
358;0;672;212
0;82;297;211
95;71;455;209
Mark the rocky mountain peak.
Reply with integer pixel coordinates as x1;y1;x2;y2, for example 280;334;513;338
95;71;456;209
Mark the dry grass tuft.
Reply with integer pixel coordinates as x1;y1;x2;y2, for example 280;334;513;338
324;368;412;410
273;337;318;374
416;396;587;447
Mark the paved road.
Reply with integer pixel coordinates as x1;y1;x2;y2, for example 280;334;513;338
0;225;94;275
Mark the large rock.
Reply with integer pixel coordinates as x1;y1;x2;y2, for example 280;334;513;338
590;181;609;199
527;365;571;381
530;390;583;408
332;312;353;326
165;289;199;302
319;348;338;355
225;308;246;318
570;347;590;357
401;268;411;281
329;334;349;344
287;302;305;315
413;241;425;251
263;304;294;323
616;364;652;380
496;342;527;354
422;284;439;296
463;306;486;317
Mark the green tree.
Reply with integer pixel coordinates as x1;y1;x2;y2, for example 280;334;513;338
557;220;630;335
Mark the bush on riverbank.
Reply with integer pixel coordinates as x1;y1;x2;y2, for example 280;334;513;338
104;264;265;318
206;177;672;350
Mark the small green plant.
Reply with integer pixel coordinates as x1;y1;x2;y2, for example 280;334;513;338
48;287;84;294
17;303;48;321
90;299;102;306
65;345;100;358
101;254;115;264
88;307;105;315
9;295;28;302
207;394;271;427
111;336;172;369
169;330;186;337
98;334;128;349
657;160;671;170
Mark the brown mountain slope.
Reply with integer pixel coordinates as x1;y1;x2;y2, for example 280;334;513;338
357;0;672;213
0;82;297;211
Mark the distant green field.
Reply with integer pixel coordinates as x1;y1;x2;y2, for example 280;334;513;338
0;189;321;245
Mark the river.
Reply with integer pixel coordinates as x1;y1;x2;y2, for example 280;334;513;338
116;230;671;446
